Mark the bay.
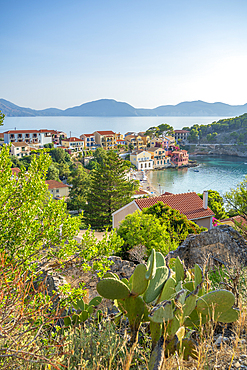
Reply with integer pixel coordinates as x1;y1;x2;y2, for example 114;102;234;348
148;155;247;196
2;115;244;195
2;116;225;137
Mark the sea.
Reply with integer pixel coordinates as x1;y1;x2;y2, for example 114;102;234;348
2;115;245;195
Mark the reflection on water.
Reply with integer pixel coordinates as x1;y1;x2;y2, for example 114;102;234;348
148;155;247;195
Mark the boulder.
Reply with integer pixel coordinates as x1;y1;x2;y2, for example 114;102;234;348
167;225;247;268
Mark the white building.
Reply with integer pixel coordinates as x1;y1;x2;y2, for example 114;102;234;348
4;129;53;146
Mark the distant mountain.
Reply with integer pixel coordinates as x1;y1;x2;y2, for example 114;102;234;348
1;98;247;117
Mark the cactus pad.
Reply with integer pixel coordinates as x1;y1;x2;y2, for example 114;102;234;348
175;257;185;284
97;278;130;299
132;263;148;296
156;251;166;268
145;249;156;280
144;266;169;303
89;296;102;306
217;308;239;323
196;289;235;319
149;301;174;323
159;277;176;302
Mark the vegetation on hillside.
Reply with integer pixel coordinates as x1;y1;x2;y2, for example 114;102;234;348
184;112;247;144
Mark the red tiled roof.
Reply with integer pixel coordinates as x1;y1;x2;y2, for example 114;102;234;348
95;131;115;135
221;215;247;226
82;133;94;137
11;167;21;176
135;189;149;195
62;137;83;142
45;180;69;189
135;192;214;220
174;130;189;133
11;141;29;147
161;192;173;196
4;129;53;134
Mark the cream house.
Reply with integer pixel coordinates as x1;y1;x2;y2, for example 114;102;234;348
45;180;70;199
10;142;30;157
130;150;153;170
112;191;214;230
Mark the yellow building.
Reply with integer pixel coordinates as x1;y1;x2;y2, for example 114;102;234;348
146;147;170;168
130;150;153;170
46;180;70;199
61;137;84;152
125;134;145;150
93;130;117;150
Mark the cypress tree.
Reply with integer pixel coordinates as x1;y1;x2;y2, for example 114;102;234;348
84;150;137;230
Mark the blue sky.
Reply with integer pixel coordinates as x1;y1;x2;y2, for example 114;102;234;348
1;0;247;109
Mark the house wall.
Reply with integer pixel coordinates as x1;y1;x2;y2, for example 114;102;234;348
192;216;212;230
49;186;69;199
112;202;139;229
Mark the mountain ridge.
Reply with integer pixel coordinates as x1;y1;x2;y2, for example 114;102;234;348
1;98;247;117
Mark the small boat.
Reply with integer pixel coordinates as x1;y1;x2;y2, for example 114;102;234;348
193;169;199;172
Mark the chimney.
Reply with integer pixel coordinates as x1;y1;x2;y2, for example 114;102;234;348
203;191;208;209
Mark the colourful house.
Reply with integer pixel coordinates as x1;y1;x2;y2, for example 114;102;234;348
170;150;189;166
130;150;153;170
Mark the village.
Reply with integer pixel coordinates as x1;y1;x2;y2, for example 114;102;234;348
1;127;190;168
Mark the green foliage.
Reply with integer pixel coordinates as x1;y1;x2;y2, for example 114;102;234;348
145;123;174;138
117;202;205;258
0;110;4;126
84;150;138;230
225;175;247;219
47;163;60;181
50;147;71;164
96;249;239;365
64;296;103;327
0;145;81;269
66;164;90;211
44;142;54;148
198;190;227;220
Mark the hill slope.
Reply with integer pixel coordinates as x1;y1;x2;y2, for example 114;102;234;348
1;98;247;117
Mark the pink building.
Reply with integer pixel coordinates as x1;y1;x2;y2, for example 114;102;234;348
170;150;189;166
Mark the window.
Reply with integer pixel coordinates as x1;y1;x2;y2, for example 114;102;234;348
56;189;59;193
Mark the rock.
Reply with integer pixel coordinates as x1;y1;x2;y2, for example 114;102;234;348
167;225;247;268
214;335;230;346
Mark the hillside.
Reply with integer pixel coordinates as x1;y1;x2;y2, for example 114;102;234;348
1;98;247;117
185;113;247;145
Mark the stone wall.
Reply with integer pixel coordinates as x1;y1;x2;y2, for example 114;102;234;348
167;225;247;268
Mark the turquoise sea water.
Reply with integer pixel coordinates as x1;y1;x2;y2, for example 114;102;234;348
148;155;247;196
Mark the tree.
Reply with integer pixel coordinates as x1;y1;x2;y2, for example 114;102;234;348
157;123;174;136
224;176;247;219
67;164;90;212
44;142;54;148
198;190;227;220
50;147;71;164
0;145;80;268
84;150;138;230
117;202;205;258
47;163;60;181
0;110;4;126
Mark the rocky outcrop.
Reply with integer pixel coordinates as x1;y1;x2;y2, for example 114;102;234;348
167;225;247;268
190;144;247;157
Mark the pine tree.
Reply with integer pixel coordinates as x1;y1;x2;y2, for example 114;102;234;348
84;150;137;230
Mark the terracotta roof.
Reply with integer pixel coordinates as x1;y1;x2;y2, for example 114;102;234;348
62;137;83;142
11;167;21;176
161;192;173;196
147;147;165;153
135;192;214;220
4;129;53;134
82;133;94;137
45;180;69;189
95;131;115;135
174;130;189;133
135;189;149;195
221;215;247;226
11;142;29;147
0;133;4;139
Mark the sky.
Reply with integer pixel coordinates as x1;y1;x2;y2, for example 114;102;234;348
1;0;247;110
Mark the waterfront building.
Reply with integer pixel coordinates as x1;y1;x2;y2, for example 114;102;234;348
10;142;31;157
130;150;153;170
